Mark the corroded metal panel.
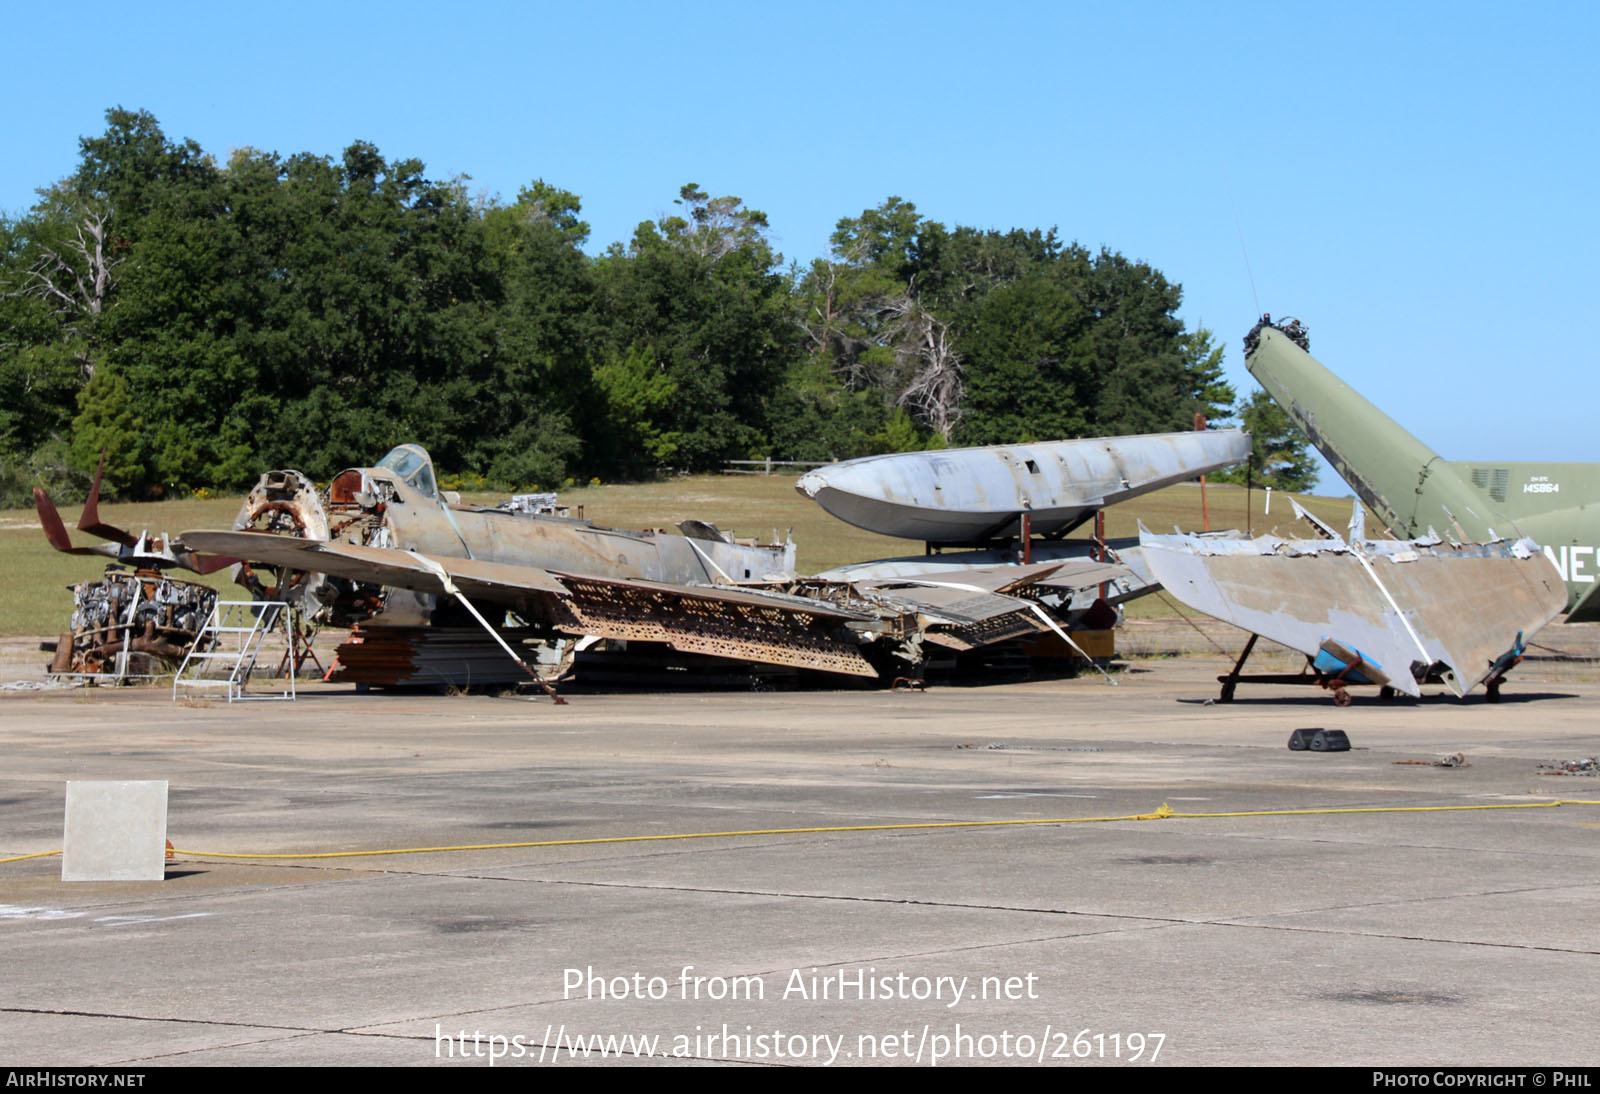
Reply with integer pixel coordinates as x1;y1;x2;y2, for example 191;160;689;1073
554;575;876;677
920;613;1046;651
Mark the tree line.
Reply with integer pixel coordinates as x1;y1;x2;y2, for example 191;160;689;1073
0;108;1312;505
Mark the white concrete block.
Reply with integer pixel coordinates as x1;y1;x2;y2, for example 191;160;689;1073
61;781;168;882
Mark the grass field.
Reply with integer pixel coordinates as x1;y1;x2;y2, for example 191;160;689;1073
0;472;1367;639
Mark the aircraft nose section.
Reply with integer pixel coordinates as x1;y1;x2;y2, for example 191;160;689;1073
794;470;828;500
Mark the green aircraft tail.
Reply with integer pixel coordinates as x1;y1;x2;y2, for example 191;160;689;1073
1245;321;1498;540
1245;317;1600;617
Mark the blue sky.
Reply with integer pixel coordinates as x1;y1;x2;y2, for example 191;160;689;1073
4;1;1594;486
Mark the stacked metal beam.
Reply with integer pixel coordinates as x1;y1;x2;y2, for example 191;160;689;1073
328;626;547;688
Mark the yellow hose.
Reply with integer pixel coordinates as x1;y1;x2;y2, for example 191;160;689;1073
6;799;1595;866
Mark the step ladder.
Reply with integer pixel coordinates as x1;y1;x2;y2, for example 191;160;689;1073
172;600;296;702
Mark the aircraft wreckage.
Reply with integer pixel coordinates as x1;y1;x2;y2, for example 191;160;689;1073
180;442;1156;684
1122;313;1573;704
34;464;232;677
1246;315;1600;621
38;432;1250;689
35;415;1569;703
1142;493;1567;703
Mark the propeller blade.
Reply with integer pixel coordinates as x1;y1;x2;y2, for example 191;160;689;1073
78;452;137;547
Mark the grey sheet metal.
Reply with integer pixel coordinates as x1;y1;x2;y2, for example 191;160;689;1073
818;544;1142;611
856;560;1068;593
851;583;1038;627
795;430;1250;544
181;531;569;596
1139;517;1567;697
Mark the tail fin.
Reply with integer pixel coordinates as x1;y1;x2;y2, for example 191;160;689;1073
1245;322;1487;539
32;454;237;572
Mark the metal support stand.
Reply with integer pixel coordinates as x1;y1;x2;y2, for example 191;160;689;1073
1216;633;1260;703
275;611;324;679
1215;633;1358;704
1216;633;1425;705
1094;510;1107;601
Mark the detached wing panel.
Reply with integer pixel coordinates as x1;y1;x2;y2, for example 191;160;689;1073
1366;549;1565;693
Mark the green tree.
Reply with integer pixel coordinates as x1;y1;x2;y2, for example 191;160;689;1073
828;195;925;280
954;276;1091;444
0;109;1254;496
478;181;596;484
764;354;893;461
1210;389;1318;491
809;199;1229;450
591;184;796;471
1180;327;1237;426
0;214;92;502
591;345;680;465
795;200;972;444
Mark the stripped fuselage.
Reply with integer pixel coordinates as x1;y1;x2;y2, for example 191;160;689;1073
233;444;794;625
795;431;1250;545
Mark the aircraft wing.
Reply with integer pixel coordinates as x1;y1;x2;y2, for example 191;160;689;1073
815;544;1143;611
181;530;880;676
1139;523;1567;698
181;531;564;595
838;563;1124;651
